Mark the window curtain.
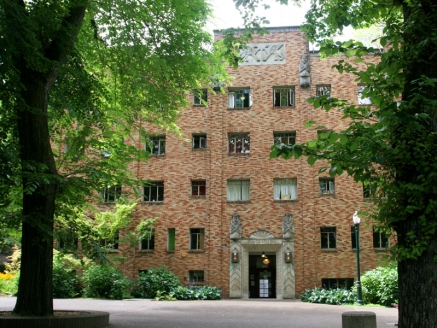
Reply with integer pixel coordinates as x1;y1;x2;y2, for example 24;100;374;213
227;180;250;201
274;179;297;200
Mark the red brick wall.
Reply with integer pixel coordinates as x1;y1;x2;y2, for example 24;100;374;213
115;27;387;298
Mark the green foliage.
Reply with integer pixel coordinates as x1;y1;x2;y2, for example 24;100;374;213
82;264;131;300
52;253;82;298
0;272;19;296
354;266;398;306
300;288;356;305
131;265;182;298
4;245;21;275
171;285;222;300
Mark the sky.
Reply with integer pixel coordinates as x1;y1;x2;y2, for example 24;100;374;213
208;0;312;31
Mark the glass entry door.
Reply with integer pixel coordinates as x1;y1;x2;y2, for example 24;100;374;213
248;255;276;298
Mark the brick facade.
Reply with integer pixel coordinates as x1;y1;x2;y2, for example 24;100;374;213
113;26;387;299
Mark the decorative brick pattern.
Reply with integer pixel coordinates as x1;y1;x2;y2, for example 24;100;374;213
115;26;386;299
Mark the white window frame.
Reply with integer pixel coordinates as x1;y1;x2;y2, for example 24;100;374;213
373;227;389;249
102;185;121;203
189;270;204;283
191;180;206;196
193;90;208;106
100;232;119;251
319;178;335;195
358;85;372;105
140;228;155;251
316;85;331;98
273;132;296;145
143;181;164;202
145;135;166;156
228;133;250;154
227;180;250;201
321;227;337;249
228;89;252;109
273;87;295;107
190;228;205;250
273;178;297;200
192;134;207;149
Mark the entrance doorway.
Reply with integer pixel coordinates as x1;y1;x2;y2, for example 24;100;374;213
248;254;276;298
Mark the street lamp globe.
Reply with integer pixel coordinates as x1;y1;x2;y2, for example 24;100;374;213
353;210;360;224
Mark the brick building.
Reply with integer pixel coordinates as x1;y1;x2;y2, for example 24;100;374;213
115;26;388;299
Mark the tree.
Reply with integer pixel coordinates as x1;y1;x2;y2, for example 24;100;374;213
0;0;227;316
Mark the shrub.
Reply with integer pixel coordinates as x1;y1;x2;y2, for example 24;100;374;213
131;265;182;298
356;265;398;306
0;272;19;296
82;264;130;300
171;285;222;300
52;253;82;298
300;288;356;305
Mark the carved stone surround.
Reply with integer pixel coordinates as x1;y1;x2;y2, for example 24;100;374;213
230;230;295;299
238;42;286;66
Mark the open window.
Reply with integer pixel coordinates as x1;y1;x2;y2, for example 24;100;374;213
228;89;252;109
273;87;295;107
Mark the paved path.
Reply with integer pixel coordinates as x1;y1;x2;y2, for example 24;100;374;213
0;297;398;328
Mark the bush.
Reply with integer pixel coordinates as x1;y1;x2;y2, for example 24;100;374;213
52;254;82;298
82;264;131;300
356;265;398;306
131;265;182;298
171;285;222;300
0;272;19;296
300;288;356;305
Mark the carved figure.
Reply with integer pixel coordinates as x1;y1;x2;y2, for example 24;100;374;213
262;44;285;61
299;54;311;87
282;213;294;239
230;214;242;239
240;46;260;62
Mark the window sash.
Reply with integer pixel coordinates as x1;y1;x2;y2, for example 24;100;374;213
373;228;389;248
316;86;331;97
146;136;166;155
321;227;336;249
273;178;297;200
193;90;207;105
273;132;296;145
228;133;250;154
358;85;372;105
228;89;252;108
319;178;335;194
144;182;164;202
140;228;155;250
191;180;206;196
273;88;295;107
227;180;250;201
189;270;204;282
102;185;121;203
190;228;204;250
193;135;207;149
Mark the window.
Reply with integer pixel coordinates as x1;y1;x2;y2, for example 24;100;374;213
316;85;331;98
322;278;354;290
273;132;296;146
191;180;206;196
56;236;78;252
140;228;155;250
321;227;336;249
100;232;119;250
373;227;389;249
273;87;295;107
351;226;357;249
168;228;175;251
193;90;207;106
143;181;164;202
145;135;166;156
190;228;204;250
227;180;250;201
228;133;250;154
273;178;297;200
102;185;121;203
358;85;372;105
228;89;252;109
319;178;335;195
189;270;204;284
192;134;207;149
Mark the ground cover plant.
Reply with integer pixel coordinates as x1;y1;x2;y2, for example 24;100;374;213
300;288;356;305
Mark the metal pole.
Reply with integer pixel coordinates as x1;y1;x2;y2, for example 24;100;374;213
355;223;364;305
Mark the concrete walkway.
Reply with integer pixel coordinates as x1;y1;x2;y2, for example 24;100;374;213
0;297;398;328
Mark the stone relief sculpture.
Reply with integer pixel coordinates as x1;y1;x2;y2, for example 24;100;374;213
230;214;242;239
282;213;294;239
239;42;285;65
299;54;311;87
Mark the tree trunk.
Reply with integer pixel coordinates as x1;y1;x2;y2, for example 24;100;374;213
395;1;437;327
8;1;88;316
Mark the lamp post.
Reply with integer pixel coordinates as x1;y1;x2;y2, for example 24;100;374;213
353;210;364;306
